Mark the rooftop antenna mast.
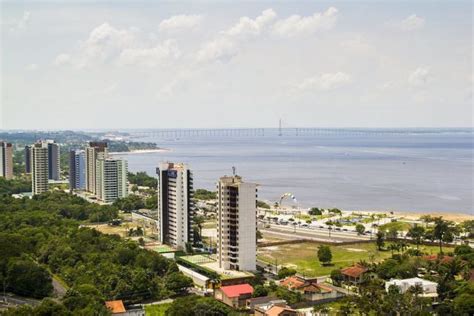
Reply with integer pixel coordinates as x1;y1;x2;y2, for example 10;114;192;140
278;119;282;137
232;166;236;176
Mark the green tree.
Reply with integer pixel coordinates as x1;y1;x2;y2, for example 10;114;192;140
355;224;365;235
7;259;53;298
277;267;297;279
407;225;426;250
433;217;457;254
253;285;268;297
317;245;332;266
376;231;385;250
164;272;193;294
330;269;343;286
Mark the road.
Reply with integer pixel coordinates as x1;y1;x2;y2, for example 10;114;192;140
261;223;372;243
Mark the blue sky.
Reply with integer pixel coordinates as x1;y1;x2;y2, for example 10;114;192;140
1;1;472;129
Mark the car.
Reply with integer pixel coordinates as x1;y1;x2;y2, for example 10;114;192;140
343;228;348;231
335;228;341;231
319;225;324;229
301;224;309;228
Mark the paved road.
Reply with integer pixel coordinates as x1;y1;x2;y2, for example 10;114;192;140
261;224;372;243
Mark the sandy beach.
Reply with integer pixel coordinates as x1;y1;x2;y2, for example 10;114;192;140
109;148;171;155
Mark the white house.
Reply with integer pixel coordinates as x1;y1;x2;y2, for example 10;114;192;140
385;277;438;298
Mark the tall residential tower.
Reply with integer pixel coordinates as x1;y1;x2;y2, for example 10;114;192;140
31;142;49;195
47;140;60;180
156;162;194;250
217;175;257;271
69;150;86;190
0;141;14;179
95;158;128;203
85;142;108;194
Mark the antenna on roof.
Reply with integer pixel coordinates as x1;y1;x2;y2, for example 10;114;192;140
232;166;236;176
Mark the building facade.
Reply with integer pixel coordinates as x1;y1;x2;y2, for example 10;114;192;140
69;150;86;190
217;175;257;271
31;142;49;195
24;145;32;173
0;141;14;180
156;162;194;250
96;158;128;203
47;141;60;180
85;141;108;194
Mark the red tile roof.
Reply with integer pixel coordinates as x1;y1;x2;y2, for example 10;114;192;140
341;265;367;278
422;255;454;264
280;276;305;289
105;300;126;314
220;284;254;298
266;305;296;316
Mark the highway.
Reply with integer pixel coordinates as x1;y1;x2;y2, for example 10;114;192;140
260;223;372;243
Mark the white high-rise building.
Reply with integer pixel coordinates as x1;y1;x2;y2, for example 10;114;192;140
85;142;108;194
0;141;14;180
217;175;257;271
31;142;49;195
156;162;194;250
95;158;128;203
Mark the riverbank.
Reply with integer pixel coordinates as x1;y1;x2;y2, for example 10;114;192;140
109;148;170;155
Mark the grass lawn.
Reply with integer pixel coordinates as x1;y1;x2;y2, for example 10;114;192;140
145;303;171;316
257;242;445;277
379;221;412;232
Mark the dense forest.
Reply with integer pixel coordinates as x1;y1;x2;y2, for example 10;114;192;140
0;191;192;315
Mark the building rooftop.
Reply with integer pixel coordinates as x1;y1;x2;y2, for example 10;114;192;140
386;277;438;286
266;305;297;316
220;283;253;298
341;264;368;278
105;300;126;314
422;255;454;264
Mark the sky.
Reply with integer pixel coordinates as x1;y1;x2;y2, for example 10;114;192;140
1;1;472;130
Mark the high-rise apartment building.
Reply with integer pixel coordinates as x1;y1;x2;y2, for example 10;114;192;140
69;150;86;190
95;158;128;203
85;142;108;194
217;175;257;271
47;140;60;180
24;145;32;173
31;142;49;195
0;141;14;179
156;162;194;250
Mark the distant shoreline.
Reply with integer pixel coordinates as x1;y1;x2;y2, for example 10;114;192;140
270;204;473;223
109;148;171;155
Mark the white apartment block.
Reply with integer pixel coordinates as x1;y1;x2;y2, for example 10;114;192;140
85;142;108;194
0;141;14;180
31;143;49;195
217;175;257;271
95;158;128;203
385;278;438;297
156;162;194;250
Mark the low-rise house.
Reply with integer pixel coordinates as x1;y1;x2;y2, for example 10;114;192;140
253;300;299;316
385;277;438;298
105;300;144;316
105;300;126;314
279;275;340;302
215;283;254;308
340;265;369;284
247;297;287;311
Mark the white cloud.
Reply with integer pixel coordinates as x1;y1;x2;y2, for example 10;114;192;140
295;72;352;91
273;7;338;37
408;66;431;86
224;8;276;38
195;37;237;63
54;23;179;68
159;14;203;32
118;40;181;67
6;11;31;31
54;54;72;66
392;14;425;31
